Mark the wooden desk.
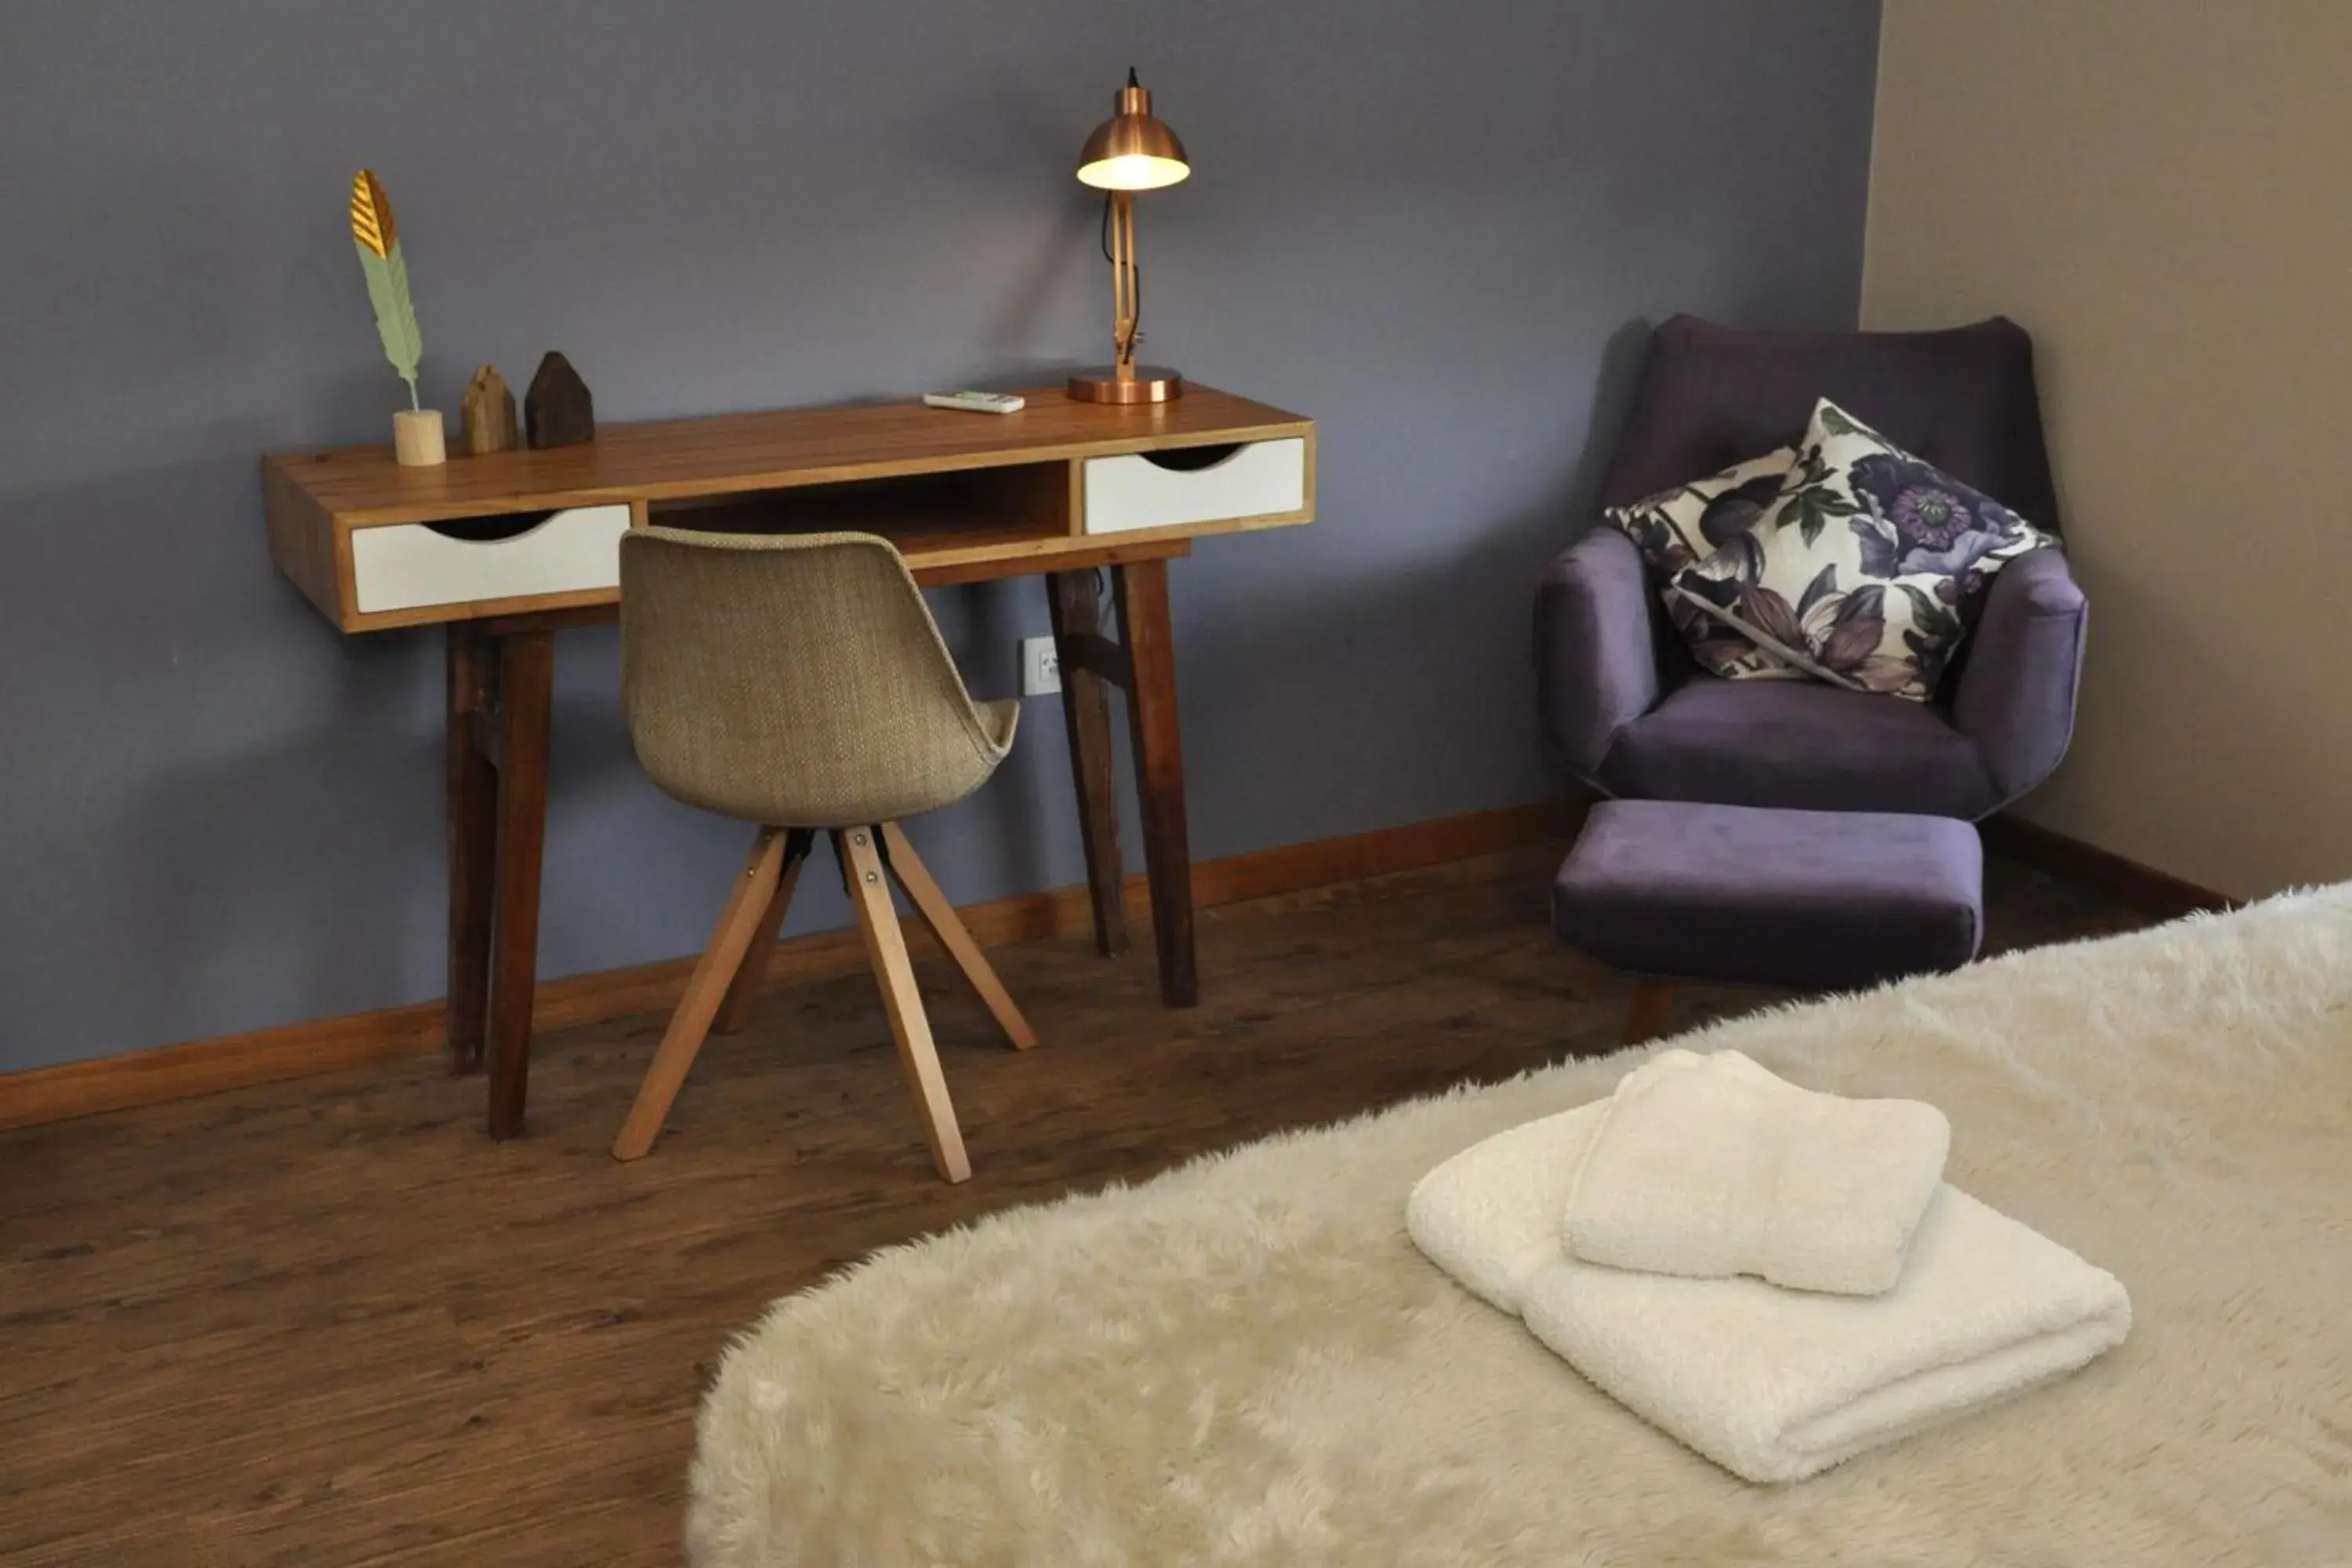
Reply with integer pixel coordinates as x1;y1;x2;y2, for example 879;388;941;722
263;386;1316;1138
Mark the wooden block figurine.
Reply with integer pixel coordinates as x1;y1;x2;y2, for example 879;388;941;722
524;351;595;448
459;364;518;455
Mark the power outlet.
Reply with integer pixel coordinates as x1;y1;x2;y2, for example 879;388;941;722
1021;636;1062;697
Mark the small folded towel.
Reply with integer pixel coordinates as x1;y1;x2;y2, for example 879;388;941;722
1407;1098;2131;1483
1566;1048;1951;1296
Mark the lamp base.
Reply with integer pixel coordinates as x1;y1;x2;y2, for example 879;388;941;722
1066;365;1183;405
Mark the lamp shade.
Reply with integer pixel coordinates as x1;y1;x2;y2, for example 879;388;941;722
1076;76;1189;191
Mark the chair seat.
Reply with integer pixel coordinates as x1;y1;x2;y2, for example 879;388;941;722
1553;799;1984;991
1597;676;2000;820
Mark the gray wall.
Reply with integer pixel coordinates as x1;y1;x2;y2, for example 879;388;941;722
0;1;1880;1073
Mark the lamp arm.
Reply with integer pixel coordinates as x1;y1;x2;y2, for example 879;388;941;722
1106;191;1139;378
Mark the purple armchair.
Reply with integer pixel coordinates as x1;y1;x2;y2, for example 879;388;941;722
1537;316;2086;821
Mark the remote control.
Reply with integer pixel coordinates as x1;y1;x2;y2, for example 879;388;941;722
923;390;1025;415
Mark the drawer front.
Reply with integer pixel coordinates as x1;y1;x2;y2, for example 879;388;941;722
1082;437;1307;535
350;505;632;614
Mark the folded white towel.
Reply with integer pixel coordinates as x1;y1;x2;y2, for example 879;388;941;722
1406;1102;1606;1316
1565;1049;1951;1296
1407;1099;2131;1484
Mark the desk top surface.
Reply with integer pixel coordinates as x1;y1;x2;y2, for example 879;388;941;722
266;384;1312;527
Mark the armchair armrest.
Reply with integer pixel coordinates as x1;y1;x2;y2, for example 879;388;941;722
1952;547;2089;806
1534;527;1662;786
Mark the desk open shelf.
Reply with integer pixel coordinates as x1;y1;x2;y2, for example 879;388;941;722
646;461;1077;579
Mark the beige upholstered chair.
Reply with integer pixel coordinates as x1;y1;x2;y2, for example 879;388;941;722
610;528;1037;1181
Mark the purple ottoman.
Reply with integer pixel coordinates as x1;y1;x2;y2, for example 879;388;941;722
1554;800;1983;1034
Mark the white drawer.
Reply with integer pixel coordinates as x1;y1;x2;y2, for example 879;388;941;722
350;505;632;614
1082;437;1306;535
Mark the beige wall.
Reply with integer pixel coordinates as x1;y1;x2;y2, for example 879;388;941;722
1863;1;2352;899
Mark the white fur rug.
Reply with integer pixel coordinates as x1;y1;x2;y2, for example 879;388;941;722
688;889;2352;1566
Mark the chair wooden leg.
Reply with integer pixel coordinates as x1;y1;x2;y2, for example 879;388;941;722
713;829;814;1035
1623;978;1677;1045
878;822;1038;1051
838;827;972;1184
612;827;789;1162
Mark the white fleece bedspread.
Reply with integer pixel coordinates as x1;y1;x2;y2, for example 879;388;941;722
689;887;2352;1565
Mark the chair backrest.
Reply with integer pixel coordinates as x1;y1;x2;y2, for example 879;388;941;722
1597;315;2063;534
620;528;1007;829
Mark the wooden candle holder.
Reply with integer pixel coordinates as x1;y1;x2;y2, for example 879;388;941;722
394;409;447;467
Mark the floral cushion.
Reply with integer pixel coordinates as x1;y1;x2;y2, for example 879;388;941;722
1666;400;2055;702
1601;448;1806;681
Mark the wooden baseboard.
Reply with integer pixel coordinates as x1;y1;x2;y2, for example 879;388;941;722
1981;814;2238;920
0;799;1585;1134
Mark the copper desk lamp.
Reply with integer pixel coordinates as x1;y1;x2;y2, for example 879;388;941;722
1069;68;1190;405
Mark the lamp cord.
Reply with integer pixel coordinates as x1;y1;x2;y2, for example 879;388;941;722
1098;192;1142;354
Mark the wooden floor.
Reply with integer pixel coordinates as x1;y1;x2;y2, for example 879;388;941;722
0;844;2147;1566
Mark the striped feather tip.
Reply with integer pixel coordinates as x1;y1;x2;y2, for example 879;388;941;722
350;169;397;259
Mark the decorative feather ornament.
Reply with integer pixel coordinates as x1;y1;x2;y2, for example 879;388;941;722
350;169;424;411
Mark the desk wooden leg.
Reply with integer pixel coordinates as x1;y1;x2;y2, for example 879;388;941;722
1046;569;1129;959
485;630;555;1140
1112;560;1197;1008
445;624;497;1076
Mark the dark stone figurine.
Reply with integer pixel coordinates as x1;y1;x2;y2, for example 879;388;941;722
524;351;595;448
